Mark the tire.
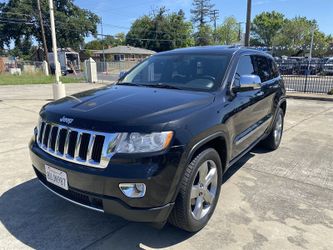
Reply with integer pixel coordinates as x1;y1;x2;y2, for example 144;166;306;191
168;148;222;232
261;108;284;150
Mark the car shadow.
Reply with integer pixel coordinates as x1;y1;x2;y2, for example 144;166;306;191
0;178;193;249
0;147;265;249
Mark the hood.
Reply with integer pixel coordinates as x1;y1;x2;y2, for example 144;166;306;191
41;85;214;132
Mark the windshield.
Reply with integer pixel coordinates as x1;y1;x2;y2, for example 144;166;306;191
118;54;230;91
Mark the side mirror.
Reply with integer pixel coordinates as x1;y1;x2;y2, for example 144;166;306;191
119;71;127;79
233;75;261;93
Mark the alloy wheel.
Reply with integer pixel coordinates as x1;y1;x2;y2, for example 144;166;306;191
190;160;218;220
274;113;283;144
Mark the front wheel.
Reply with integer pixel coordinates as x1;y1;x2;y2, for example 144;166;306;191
168;148;222;232
261;108;284;150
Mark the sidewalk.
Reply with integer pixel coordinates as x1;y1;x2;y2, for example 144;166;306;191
287;92;333;102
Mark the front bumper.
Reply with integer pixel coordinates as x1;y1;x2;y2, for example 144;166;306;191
29;139;184;223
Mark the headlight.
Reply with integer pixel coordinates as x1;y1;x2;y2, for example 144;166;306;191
115;131;173;153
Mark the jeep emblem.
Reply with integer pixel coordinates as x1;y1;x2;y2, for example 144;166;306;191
59;116;74;125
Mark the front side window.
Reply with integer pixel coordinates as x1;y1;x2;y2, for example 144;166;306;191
119;54;231;91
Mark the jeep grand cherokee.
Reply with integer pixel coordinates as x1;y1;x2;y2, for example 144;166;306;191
29;46;286;232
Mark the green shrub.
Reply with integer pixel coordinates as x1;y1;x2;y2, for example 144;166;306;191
328;89;333;95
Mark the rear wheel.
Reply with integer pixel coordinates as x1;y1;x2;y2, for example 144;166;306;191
168;148;222;232
261;108;284;150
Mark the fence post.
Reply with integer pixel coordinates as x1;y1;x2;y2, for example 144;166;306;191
42;60;49;76
85;57;97;83
303;61;309;93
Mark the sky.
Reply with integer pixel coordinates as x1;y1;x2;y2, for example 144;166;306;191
75;0;333;41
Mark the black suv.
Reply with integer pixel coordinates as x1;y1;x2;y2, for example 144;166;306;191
29;46;286;232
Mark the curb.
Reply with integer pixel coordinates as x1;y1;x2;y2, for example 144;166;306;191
287;93;333;102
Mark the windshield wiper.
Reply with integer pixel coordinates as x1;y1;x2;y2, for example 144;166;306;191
117;82;143;87
143;83;183;90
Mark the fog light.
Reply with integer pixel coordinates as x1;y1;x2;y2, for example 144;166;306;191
119;183;146;198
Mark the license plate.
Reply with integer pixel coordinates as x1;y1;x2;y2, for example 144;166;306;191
45;165;68;190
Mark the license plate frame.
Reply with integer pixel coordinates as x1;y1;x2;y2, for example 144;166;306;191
45;165;68;190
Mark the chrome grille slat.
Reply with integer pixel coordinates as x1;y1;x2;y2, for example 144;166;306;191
87;134;95;161
47;125;54;149
74;132;82;159
41;123;47;147
64;129;71;157
55;127;61;153
36;120;119;169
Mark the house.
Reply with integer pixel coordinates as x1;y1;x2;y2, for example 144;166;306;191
94;45;156;62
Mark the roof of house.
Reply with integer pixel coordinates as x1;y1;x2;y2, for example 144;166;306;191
95;46;156;55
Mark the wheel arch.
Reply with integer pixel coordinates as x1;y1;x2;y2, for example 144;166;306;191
187;132;229;175
279;98;287;115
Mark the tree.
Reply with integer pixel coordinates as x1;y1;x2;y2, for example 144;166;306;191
215;16;240;45
0;0;100;57
194;24;213;46
0;2;5;52
251;11;285;46
273;17;330;57
190;0;215;28
84;34;126;50
126;8;194;52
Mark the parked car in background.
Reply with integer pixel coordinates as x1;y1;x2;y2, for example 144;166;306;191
297;58;321;75
29;46;286;232
277;58;299;75
323;58;333;75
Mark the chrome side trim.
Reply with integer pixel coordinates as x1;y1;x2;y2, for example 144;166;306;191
39;180;104;213
235;116;272;145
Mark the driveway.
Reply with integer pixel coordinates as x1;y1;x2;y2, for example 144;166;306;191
0;84;332;249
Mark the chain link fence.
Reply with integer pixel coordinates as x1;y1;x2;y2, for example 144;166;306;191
1;59;44;75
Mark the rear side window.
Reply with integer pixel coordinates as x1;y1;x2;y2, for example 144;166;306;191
234;55;255;86
270;59;280;78
253;56;279;82
253;56;271;82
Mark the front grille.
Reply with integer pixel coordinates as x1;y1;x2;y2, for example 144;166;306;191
37;119;120;168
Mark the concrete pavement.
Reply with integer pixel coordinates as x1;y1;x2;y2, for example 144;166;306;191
0;83;332;249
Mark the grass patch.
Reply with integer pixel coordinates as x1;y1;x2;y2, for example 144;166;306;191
0;73;85;85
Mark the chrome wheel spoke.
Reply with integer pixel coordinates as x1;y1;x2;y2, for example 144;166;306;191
199;162;208;184
204;167;217;187
203;189;214;204
193;196;204;219
274;114;283;141
191;185;200;199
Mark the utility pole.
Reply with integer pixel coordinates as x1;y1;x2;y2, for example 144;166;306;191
210;9;219;43
237;22;244;44
37;0;49;68
101;17;106;73
307;26;315;73
49;0;66;99
309;26;315;60
245;0;252;47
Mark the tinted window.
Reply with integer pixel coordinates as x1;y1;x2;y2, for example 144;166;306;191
234;56;255;86
120;54;230;91
253;56;271;82
270;59;280;78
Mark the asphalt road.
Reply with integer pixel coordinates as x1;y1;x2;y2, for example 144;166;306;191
0;84;332;249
